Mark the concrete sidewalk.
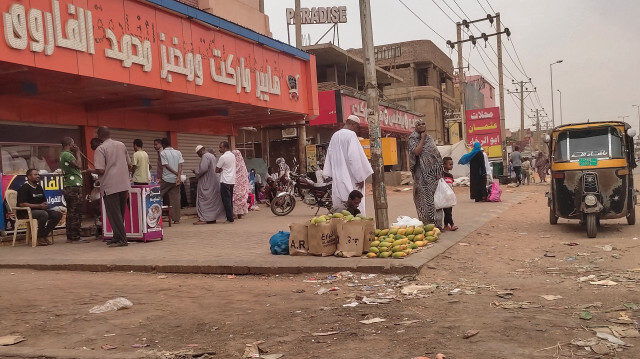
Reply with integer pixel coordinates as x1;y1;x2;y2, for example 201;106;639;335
0;187;531;275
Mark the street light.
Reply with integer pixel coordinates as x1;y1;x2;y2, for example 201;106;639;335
550;60;563;128
557;89;563;125
633;105;640;138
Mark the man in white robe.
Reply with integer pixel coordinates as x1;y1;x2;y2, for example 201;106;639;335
323;115;373;215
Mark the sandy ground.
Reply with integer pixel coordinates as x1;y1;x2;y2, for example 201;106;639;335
0;184;639;359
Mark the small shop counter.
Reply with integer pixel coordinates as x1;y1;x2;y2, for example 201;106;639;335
102;185;163;242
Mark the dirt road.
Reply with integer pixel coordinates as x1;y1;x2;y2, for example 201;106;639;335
1;184;638;359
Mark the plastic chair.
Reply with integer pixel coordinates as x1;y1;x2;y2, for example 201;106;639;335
5;189;53;247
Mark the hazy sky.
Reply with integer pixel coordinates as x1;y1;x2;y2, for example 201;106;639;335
265;0;640;132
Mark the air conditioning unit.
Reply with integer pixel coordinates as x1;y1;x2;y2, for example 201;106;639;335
282;128;297;138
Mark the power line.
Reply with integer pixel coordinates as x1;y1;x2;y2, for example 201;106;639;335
397;0;447;42
484;0;497;14
476;0;489;14
430;0;457;23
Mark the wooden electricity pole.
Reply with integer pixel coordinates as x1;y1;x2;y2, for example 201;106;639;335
359;0;388;228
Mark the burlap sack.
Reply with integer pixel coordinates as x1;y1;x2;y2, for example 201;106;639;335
308;222;337;256
289;222;309;256
361;219;376;253
336;221;365;258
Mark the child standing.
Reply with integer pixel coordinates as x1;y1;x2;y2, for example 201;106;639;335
442;157;457;231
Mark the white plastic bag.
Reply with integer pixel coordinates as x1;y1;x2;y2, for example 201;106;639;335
89;297;133;314
434;178;457;209
391;216;423;227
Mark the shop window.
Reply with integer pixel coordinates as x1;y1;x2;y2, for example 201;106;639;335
1;144;61;174
417;68;429;86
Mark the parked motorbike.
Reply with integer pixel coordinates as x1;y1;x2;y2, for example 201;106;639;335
270;172;332;216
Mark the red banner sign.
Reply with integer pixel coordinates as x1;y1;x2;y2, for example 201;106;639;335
465;107;502;157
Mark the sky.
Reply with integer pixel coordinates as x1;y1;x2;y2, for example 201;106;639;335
264;0;640;132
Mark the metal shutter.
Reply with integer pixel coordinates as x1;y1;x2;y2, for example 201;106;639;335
177;133;229;207
177;133;229;178
110;129;167;157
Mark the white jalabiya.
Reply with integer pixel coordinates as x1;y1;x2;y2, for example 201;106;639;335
323;128;373;215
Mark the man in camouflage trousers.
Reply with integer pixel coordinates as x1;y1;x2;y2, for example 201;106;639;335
60;137;87;243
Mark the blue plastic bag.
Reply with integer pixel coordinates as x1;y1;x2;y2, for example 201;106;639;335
269;231;290;255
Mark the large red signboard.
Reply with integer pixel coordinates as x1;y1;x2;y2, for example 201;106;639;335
0;0;316;116
465;107;502;158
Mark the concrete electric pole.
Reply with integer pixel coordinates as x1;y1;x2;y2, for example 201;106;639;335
508;80;535;141
456;22;466;145
359;0;388;229
294;0;307;174
446;13;510;174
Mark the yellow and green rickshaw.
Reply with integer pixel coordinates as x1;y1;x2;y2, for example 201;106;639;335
545;121;637;237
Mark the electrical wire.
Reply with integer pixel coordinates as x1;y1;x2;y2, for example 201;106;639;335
430;0;457;23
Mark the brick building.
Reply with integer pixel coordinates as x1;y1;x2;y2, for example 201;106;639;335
348;40;456;144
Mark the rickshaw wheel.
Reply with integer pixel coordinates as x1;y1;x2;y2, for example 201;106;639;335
586;214;597;238
549;209;558;225
627;206;636;225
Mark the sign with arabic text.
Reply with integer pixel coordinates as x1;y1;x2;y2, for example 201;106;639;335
0;0;312;115
341;93;419;134
465;107;502;158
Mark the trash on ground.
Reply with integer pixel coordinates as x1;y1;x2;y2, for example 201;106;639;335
89;297;133;314
463;329;479;339
492;301;541;309
623;302;639;310
342;302;358;307
458;242;470;246
360;318;386;324
157;275;168;279
580;310;593;320
243;340;265;358
448;288;462;295
101;344;117;350
312;331;340;336
596;332;626;345
589;280;618;286
0;335;25;346
131;343;149;348
395;320;420;325
565;242;579;246
401;284;433;296
315;287;339;295
362;296;394;305
601;244;613;251
543;252;556;258
540;295;563;301
578;275;596;282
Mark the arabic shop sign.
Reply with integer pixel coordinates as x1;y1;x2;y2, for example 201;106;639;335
286;6;347;24
465;107;502;158
0;0;308;112
342;94;419;133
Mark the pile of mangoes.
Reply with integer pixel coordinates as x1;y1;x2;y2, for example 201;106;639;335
310;211;372;224
366;224;440;258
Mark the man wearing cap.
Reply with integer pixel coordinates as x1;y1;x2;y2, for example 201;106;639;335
323;115;373;215
193;146;226;225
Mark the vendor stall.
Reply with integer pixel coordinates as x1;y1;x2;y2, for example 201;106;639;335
102;185;163;242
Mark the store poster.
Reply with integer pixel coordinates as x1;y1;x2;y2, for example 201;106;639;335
1;173;65;231
306;145;318;173
144;186;163;232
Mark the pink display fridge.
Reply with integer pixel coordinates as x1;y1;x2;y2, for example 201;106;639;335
102;185;163;242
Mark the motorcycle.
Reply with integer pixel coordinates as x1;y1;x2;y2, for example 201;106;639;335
270;172;333;216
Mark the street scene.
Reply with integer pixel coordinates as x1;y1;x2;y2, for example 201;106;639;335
1;0;639;359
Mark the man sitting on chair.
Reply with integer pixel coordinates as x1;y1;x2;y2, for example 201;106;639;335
17;169;62;246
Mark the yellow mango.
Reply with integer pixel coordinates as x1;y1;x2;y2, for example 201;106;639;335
392;251;407;258
425;224;436;231
379;229;389;236
426;235;437;242
366;252;377;258
415;241;425;247
369;247;380;254
405;227;415;235
378;251;391;258
398;229;406;235
371;241;380;247
413;228;424;235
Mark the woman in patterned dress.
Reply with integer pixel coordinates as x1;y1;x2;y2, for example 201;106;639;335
408;119;443;227
232;150;250;219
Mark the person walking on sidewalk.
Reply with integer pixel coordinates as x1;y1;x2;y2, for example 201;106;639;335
131;139;150;185
232;150;250;219
216;142;236;223
59;137;86;243
17;169;63;246
159;138;184;224
193;145;226;224
458;142;487;202
94;126;131;247
521;157;531;185
510;146;522;186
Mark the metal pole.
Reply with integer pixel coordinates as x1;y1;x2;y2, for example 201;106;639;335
457;22;466;145
549;60;563;128
295;0;302;48
633;105;640;139
359;0;388;229
519;81;524;141
496;13;507;175
557;89;563;125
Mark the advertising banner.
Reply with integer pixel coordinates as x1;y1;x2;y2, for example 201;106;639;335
465;107;502;158
1;173;65;231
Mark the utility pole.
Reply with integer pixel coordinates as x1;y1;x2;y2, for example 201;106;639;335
633;104;640;138
447;14;510;174
294;0;307;174
529;108;546;152
456;22;466;145
507;80;535;141
359;0;388;229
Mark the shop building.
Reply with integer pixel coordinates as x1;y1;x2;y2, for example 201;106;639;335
0;0;318;215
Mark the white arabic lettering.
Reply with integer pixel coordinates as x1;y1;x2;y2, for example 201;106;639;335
159;33;202;85
104;29;152;72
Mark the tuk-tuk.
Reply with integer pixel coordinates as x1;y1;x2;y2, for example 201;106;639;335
545;121;637;237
